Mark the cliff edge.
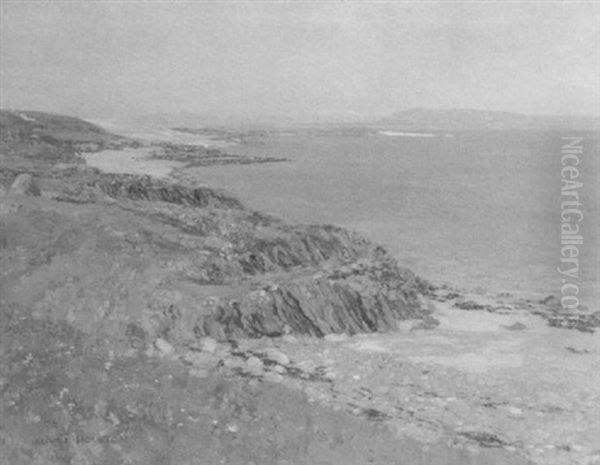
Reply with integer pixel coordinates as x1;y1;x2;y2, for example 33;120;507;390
0;110;432;348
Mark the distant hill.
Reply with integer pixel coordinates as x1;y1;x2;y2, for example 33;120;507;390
129;112;299;130
375;108;600;131
0;109;123;146
0;110;131;169
0;108;432;465
130;108;600;132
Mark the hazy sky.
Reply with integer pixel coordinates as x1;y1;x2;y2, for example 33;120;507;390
1;1;599;120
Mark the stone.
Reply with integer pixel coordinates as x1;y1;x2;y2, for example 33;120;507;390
182;351;217;368
272;364;287;374
265;348;290;366
540;295;561;309
154;338;174;355
503;322;527;331
144;346;156;358
571;444;588;453
410;315;440;331
222;357;243;369
417;295;430;310
506;406;523;416
108;412;120;426
264;372;283;383
94;400;108;417
226;423;239;433
189;368;210;378
199;337;218;354
245;356;263;374
324;333;349;342
9;173;41;197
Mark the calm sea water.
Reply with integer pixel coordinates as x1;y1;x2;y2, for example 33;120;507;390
185;131;599;307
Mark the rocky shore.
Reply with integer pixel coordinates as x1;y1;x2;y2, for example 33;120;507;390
0;110;438;464
1;110;598;465
152;142;287;168
0;111;432;343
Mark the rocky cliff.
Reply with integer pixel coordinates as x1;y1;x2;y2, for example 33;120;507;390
2;111;547;465
1;110;432;351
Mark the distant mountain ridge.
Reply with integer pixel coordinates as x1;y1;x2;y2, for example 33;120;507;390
4;107;597;133
125;108;600;131
376;108;600;131
0;110;116;140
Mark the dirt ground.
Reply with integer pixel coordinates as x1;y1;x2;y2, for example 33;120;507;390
1;307;533;465
226;298;600;465
75;142;598;465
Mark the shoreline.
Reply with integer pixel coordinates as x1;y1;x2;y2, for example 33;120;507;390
74;136;600;465
81;143;596;327
2;109;597;465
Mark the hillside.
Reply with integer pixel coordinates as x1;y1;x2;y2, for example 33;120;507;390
0;110;126;155
3;110;598;465
0;110;114;140
0;111;446;465
1;110;430;338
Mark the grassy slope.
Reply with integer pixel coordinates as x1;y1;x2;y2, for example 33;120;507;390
0;111;468;465
0;110;129;186
0;110;118;143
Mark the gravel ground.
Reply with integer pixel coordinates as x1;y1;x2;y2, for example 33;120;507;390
224;299;600;465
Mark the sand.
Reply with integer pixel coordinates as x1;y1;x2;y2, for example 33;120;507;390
83;147;182;179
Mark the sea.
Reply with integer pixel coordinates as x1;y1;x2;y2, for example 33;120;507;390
182;129;599;308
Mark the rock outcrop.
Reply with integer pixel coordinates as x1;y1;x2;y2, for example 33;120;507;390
8;173;41;197
60;172;244;209
1;191;429;346
0;109;431;348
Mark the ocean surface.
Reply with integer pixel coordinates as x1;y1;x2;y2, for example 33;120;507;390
182;130;598;307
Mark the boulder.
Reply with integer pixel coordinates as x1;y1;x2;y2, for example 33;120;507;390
324;333;349;342
264;348;290;366
272;364;287;374
410;315;440;331
199;337;218;354
245;356;264;375
9;173;41;197
154;338;174;355
502;322;527;331
540;295;561;309
181;351;218;369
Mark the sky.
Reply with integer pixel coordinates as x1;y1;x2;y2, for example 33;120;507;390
1;1;599;121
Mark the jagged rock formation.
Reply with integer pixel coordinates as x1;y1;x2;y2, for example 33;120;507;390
1;190;429;347
54;172;244;209
1;109;432;349
152;142;287;167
